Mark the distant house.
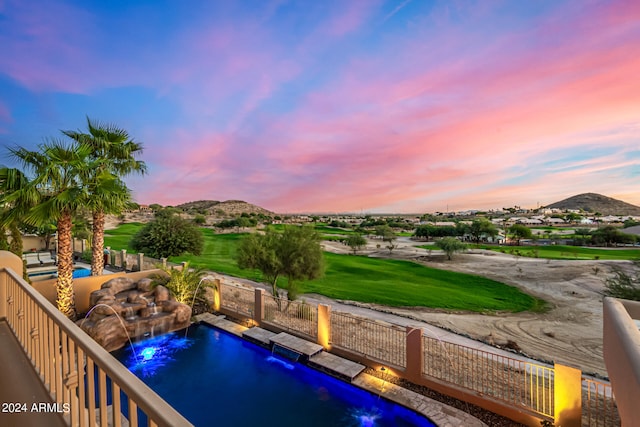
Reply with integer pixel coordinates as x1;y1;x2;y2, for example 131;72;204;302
517;218;543;225
546;218;565;225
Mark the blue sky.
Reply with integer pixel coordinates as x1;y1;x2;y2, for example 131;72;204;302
1;0;639;213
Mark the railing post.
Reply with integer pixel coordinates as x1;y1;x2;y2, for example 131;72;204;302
121;249;127;270
0;269;6;320
254;288;264;326
406;326;423;382
553;363;582;427
0;251;23;319
137;253;144;271
161;258;167;268
317;304;331;349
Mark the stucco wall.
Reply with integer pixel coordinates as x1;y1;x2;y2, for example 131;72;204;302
32;269;165;314
603;297;640;427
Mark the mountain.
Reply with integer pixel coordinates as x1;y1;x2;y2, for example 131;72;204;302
176;200;274;216
545;193;640;216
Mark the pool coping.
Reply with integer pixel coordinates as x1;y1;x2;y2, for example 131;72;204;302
193;314;487;427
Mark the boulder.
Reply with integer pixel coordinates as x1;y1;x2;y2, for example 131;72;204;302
137;278;154;292
154;285;170;302
101;277;136;294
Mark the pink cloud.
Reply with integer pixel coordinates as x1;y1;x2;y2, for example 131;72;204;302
222;1;640;212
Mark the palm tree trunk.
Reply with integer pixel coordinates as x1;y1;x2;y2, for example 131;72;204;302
56;210;77;319
91;209;105;276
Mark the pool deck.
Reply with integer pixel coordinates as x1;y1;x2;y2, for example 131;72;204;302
307;351;365;381
242;325;277;346
270;332;323;359
353;374;487;427
193;313;247;336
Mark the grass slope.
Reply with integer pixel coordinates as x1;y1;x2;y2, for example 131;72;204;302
303;253;543;312
104;225;543;313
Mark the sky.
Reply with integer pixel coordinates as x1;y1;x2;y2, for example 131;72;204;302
0;0;639;214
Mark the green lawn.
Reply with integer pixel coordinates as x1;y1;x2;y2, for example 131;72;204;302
303;253;544;312
104;225;544;313
474;244;640;260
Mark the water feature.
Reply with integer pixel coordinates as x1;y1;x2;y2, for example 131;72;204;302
184;275;215;338
80;303;140;362
111;324;436;427
78;276;192;351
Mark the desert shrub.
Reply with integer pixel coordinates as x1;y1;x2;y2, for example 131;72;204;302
604;266;640;301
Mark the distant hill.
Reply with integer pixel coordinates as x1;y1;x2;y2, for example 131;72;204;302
545;193;640;216
176;200;274;217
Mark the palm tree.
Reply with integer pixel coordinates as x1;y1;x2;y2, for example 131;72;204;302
1;140;97;319
63;118;146;275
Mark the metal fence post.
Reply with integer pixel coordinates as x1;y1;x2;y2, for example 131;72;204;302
254;288;264;326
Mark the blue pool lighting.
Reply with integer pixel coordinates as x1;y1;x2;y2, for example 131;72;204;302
112;325;436;426
140;347;156;361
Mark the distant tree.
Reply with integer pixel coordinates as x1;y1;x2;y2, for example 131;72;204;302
434;237;467;260
414;225;437;240
237;226;324;301
469;218;498;243
193;214;206;225
346;234;367;254
592;226;636;247
508;224;532;245
574;228;592;237
623;219;640;228
149;203;163;211
375;225;397;253
455;221;470;237
131;211;204;258
565;212;582;223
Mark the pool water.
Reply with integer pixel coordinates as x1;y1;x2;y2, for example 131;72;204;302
112;325;436;427
28;267;91;278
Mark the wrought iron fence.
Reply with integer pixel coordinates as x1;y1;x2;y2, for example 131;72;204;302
582;377;620;427
330;311;406;368
422;336;554;417
262;293;317;339
220;283;255;318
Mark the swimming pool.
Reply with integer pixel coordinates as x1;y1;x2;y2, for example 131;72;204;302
29;267;91;280
112;324;436;427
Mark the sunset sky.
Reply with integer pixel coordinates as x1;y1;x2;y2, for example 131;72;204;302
1;0;639;213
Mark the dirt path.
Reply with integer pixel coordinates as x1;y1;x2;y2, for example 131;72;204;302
321;238;621;377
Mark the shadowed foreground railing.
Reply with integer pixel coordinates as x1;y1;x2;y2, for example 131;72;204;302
1;267;192;427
